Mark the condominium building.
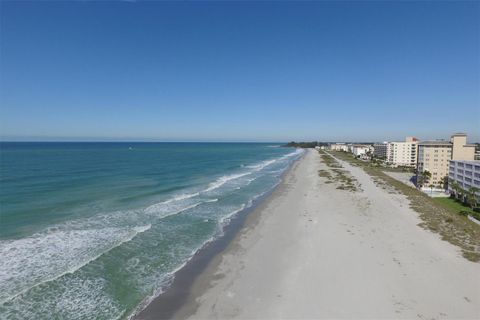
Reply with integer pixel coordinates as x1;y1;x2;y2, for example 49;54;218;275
351;144;373;157
417;141;453;185
386;137;418;167
448;160;480;202
417;133;475;186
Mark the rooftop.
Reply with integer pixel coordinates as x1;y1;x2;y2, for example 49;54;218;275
450;160;480;165
418;140;452;146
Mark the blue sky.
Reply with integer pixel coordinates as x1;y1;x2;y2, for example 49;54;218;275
1;1;479;142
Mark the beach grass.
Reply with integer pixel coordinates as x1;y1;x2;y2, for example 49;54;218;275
327;150;480;262
434;198;480;220
319;152;361;192
381;166;415;173
320;153;343;168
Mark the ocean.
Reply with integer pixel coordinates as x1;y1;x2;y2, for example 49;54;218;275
0;142;303;319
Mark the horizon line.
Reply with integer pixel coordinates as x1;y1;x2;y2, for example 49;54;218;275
0;140;383;144
0;140;291;143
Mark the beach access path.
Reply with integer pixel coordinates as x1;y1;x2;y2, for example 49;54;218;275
175;149;480;319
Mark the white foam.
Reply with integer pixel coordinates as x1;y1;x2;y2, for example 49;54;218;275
54;277;126;320
203;172;252;193
244;150;302;172
152;151;299;202
3;276;125;320
127;235;219;320
218;204;246;226
268;169;285;174
162;192;200;204
0;193;221;305
0;224;151;304
144;198;217;218
246;159;277;170
145;200;198;216
279;148;305;160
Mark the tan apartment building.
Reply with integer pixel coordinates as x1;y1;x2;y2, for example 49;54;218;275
417;133;475;186
451;133;475;160
386;136;418;167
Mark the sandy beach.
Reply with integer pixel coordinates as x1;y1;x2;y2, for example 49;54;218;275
161;149;480;319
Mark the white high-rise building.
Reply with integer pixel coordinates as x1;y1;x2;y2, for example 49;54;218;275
386;137;418;167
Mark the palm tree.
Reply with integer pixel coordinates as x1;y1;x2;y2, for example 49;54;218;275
450;180;461;199
467;187;479;209
418;170;431;188
439;175;448;191
457;184;466;203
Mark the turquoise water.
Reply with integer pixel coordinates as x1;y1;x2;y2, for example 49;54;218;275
0;142;303;319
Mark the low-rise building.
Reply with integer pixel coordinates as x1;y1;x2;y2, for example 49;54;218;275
448;160;480;202
329;143;350;152
351;144;372;157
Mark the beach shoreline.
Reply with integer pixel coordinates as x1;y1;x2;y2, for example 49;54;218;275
165;149;479;319
133;149;306;320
